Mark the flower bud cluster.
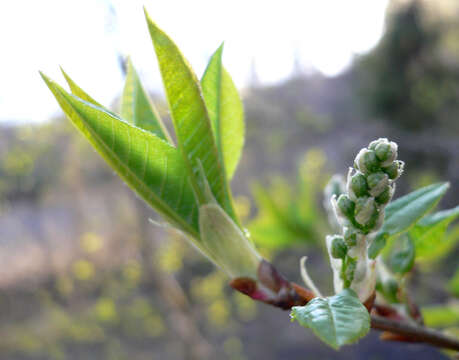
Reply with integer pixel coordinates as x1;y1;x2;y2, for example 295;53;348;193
325;138;403;301
333;138;403;235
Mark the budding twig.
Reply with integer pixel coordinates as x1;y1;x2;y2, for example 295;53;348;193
232;262;459;352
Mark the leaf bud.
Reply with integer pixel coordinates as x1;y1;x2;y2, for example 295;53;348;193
350;173;368;198
367;172;389;197
331;235;348;259
354;196;377;226
336;194;355;220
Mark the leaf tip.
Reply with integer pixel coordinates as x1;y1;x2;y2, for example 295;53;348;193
39;71;53;87
143;7;157;29
142;5;149;17
59;66;74;87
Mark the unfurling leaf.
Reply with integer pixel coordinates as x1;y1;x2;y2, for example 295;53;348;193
201;44;245;181
290;289;370;349
144;10;237;223
41;73;199;238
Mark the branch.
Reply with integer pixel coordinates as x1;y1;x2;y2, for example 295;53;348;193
230;260;459;353
371;315;459;352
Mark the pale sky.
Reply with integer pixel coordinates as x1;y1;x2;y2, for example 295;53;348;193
0;0;389;123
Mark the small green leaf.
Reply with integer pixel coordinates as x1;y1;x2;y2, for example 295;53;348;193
410;205;459;261
388;233;415;274
422;303;459;327
199;203;260;278
368;183;450;258
448;267;459;297
290;289;370;350
121;58;172;143
41;73;199;238
144;10;237;223
201;44;245;181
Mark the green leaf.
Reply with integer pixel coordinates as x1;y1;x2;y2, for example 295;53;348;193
388;233;415;274
368;183;450;258
422;303;459;327
448;267;459;297
40;73;199;238
199;203;260;278
290;289;370;349
201;44;245;181
410;205;459;262
121;58;172;143
144;10;237;223
382;182;449;235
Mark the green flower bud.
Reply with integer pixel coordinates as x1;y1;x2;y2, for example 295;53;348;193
343;227;357;247
382;160;403;180
363;150;380;173
331;236;348;259
375;143;390;159
354;196;377;226
350;173;368;197
375;139;397;165
382;162;397;179
337;194;355;220
375;186;391;205
356;149;380;174
367;172;389;197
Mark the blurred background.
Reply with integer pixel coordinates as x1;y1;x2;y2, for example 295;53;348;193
1;0;458;359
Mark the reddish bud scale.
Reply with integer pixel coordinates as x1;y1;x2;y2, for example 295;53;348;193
230;259;314;310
